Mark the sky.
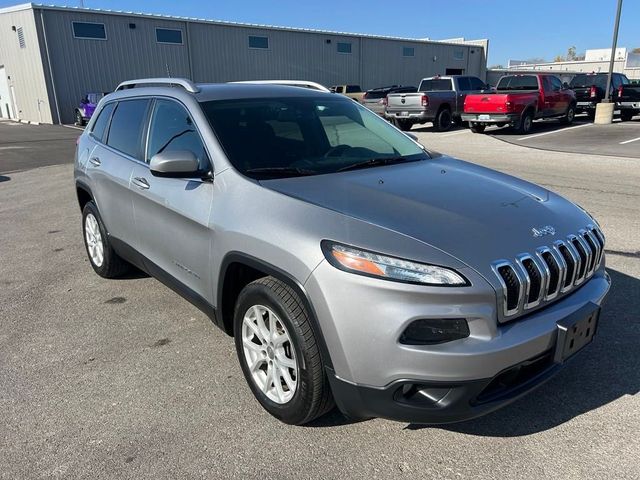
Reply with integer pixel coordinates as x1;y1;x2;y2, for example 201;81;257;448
1;0;638;65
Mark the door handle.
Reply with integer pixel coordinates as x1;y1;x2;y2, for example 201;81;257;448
132;177;150;190
89;156;101;166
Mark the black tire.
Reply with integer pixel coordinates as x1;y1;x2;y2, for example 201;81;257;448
396;119;412;131
560;104;576;125
516;110;534;134
433;108;453;132
81;201;130;278
586;110;596;121
470;123;486;134
620;111;634;122
234;277;334;425
496;123;506;128
75;110;86;127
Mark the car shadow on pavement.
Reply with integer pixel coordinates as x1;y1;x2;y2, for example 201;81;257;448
404;268;639;437
0;175;10;182
486;119;590;137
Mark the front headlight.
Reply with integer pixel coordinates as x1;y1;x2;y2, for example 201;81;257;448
321;241;469;286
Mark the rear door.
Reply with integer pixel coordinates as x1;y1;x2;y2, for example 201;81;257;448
549;76;569;115
130;98;214;300
89;99;149;244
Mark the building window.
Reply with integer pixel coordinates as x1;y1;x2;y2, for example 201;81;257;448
72;22;107;40
248;35;269;49
17;26;25;48
337;42;352;54
453;49;464;60
402;47;414;57
156;28;183;44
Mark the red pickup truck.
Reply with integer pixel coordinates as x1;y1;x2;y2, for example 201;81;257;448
461;74;576;134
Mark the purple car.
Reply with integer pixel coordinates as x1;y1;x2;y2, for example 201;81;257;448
74;92;107;126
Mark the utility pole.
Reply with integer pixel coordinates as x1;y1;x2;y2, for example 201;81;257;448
603;0;623;102
594;0;623;124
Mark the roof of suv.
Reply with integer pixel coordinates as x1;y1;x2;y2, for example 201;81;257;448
114;78;335;103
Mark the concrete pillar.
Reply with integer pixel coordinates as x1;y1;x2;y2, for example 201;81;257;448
594;102;615;124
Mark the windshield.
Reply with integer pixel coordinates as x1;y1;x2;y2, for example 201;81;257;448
569;74;607;89
87;92;106;104
201;96;428;179
418;79;453;92
496;76;539;91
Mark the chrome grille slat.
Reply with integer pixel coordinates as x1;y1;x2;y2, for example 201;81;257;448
494;226;605;320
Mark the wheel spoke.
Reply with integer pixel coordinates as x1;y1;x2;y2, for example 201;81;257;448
242;338;262;353
272;364;285;402
253;306;270;340
244;318;263;341
276;354;296;370
262;364;273;393
280;365;296;392
272;332;287;347
249;357;264;373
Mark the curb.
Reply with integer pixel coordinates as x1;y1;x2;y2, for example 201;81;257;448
17;119;41;125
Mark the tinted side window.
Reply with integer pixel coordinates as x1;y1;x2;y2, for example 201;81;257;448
147;99;208;169
107;99;150;159
550;76;563;91
469;77;485;90
90;102;115;142
346;85;361;93
457;77;471;91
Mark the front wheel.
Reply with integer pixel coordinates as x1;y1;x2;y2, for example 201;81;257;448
470;123;486;133
234;277;334;425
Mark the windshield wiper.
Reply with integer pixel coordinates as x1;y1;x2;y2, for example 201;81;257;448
245;166;317;177
336;156;412;172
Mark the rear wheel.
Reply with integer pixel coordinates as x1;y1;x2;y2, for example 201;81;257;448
395;119;412;131
560;104;576;125
470;123;486;133
234;277;334;425
75;110;86;127
82;201;130;278
516;111;534;134
433;108;452;132
620;110;634;122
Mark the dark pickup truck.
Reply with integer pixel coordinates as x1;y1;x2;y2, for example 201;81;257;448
462;74;576;134
569;72;630;118
616;83;640;121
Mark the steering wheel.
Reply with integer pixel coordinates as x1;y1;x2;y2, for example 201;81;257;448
324;144;352;158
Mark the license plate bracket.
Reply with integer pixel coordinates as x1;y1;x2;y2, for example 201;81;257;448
478;114;491;121
554;303;600;363
400;111;409;117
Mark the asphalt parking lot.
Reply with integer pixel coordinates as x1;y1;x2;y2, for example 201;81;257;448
1;120;639;479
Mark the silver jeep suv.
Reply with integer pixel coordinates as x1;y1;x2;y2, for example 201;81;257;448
74;78;610;425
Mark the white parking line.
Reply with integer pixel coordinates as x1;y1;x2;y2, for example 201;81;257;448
62;124;84;131
517;123;591;141
620;136;640;145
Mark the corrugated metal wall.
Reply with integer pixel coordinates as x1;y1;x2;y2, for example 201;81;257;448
0;6;487;123
0;7;52;123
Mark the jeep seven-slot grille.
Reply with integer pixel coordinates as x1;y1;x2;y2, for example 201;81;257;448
492;225;605;320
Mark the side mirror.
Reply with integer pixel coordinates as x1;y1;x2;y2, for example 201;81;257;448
149;150;201;178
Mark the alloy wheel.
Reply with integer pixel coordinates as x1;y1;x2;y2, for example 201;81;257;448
241;304;298;404
84;213;104;267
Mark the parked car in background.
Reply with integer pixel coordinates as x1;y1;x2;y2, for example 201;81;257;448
362;85;417;116
569;73;630;119
74;92;107;126
330;85;365;102
615;82;640;121
462;74;576;134
385;75;489;132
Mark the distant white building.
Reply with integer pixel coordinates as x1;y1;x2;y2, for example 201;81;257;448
506;48;640;80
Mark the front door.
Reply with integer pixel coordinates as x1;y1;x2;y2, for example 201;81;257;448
130;98;214;300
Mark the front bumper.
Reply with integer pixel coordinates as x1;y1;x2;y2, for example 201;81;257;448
305;259;610;423
461;113;519;124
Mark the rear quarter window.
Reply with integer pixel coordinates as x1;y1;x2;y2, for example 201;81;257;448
419;79;453;91
90;102;115;142
497;76;539;90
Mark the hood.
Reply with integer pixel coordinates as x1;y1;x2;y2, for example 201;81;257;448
260;156;593;277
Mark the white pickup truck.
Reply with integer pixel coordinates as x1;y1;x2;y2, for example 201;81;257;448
385;75;489;131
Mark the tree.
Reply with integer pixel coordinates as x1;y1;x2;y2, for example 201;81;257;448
633;47;640;54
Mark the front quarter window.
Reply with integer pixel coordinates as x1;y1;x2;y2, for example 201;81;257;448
201;95;428;179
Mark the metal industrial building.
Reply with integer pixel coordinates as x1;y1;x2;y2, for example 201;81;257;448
0;3;488;124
